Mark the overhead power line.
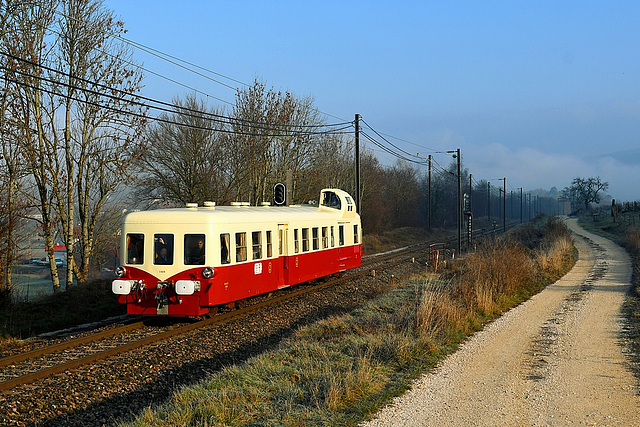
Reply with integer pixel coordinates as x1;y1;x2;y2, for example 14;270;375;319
1;51;353;137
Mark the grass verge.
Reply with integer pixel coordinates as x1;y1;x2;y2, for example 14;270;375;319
124;217;575;426
0;279;125;343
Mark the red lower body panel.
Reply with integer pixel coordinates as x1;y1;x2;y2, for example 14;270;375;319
116;245;362;316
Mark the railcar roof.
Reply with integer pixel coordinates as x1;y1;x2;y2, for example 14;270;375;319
123;204;350;225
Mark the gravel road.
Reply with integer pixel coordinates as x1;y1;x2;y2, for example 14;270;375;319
363;218;640;426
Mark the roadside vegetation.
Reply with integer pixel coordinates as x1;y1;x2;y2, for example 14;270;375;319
0;279;125;342
123;216;575;426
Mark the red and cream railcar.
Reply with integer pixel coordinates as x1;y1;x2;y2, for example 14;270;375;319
112;189;362;316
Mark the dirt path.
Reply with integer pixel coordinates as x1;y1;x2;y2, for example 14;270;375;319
363;218;640;426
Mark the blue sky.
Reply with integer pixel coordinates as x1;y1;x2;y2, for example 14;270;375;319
105;1;640;201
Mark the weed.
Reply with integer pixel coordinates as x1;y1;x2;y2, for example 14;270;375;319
125;217;576;427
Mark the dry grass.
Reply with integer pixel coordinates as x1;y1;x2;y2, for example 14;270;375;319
124;217;576;427
626;227;640;252
415;279;462;338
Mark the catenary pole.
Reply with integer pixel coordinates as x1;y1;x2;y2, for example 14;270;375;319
428;154;432;230
457;148;461;253
354;114;360;214
503;177;506;233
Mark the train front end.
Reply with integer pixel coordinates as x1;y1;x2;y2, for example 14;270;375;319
111;208;215;317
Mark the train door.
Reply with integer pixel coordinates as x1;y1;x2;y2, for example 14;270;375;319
337;223;348;270
278;224;288;287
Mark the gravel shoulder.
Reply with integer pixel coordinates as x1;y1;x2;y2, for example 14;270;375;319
363;218;640;426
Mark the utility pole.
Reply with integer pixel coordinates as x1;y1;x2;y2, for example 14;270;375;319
457;148;461;254
503;177;506;233
428;154;432;230
487;182;491;223
469;173;473;213
354;114;360;214
520;187;523;224
466;173;473;248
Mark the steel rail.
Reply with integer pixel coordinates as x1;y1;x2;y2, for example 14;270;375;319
0;219;523;393
0;320;144;368
0;248;421;393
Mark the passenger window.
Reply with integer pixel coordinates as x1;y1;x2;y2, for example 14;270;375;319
339;226;344;246
220;234;230;264
322;227;328;249
353;225;359;244
302;228;309;252
294;229;299;253
126;234;144;264
154;234;174;265
266;231;273;258
236;232;247;262
312;227;319;250
252;231;262;260
331;226;335;247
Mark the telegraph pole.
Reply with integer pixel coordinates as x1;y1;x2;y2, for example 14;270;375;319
466;173;473;249
457;148;461;253
428;154;432;230
354;114;360;214
503;177;506;233
469;173;473;212
487;182;491;223
520;188;523;223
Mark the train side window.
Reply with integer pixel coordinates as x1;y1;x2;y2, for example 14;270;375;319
154;234;174;265
252;231;262;260
331;226;335;247
302;228;309;252
353;225;359;244
312;227;319;250
185;234;205;265
126;234;144;264
220;234;230;264
236;232;247;262
339;226;344;246
322;227;328;249
266;231;273;258
294;229;299;253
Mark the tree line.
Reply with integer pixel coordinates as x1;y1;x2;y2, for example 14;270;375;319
0;0;615;300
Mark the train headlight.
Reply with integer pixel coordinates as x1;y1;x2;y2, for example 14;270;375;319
115;266;126;278
176;280;200;295
202;267;215;279
112;280;132;295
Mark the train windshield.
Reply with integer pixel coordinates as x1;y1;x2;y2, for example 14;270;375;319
126;234;144;264
321;191;341;209
154;234;174;265
185;234;205;265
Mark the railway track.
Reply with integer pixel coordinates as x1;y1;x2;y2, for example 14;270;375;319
0;220;520;396
0;245;430;394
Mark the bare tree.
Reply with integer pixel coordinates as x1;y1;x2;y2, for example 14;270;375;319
230;79;325;204
302;133;354;201
52;0;146;283
562;176;609;212
383;161;422;229
137;94;232;206
3;0;146;289
3;0;63;290
0;0;27;296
